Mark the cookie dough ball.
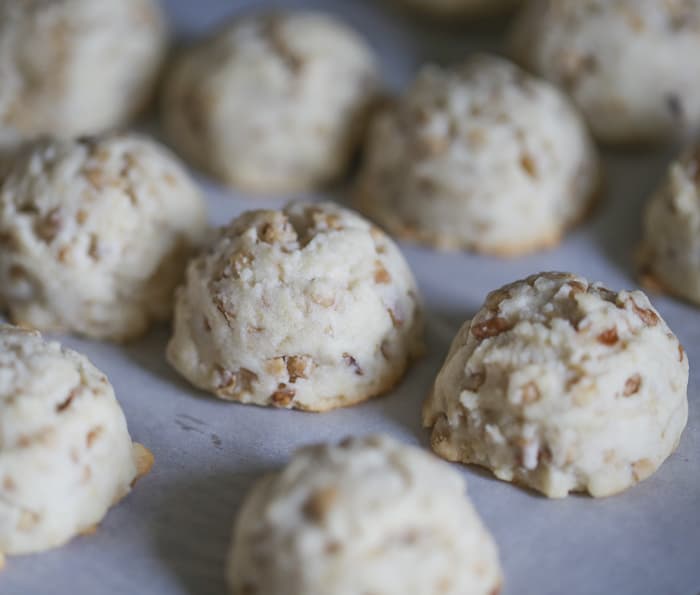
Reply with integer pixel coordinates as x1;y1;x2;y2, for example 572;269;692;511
392;0;519;20
423;272;689;498
227;435;502;595
167;202;423;411
0;325;152;557
161;11;380;194
355;54;599;256
509;0;700;144
640;147;700;304
0;134;207;341
0;0;167;148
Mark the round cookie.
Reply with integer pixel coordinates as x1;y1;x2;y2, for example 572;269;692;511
391;0;520;20
227;435;503;595
167;202;423;411
0;0;166;149
0;133;207;341
509;0;700;144
640;147;700;304
0;325;152;558
355;54;599;256
423;272;688;498
161;11;380;194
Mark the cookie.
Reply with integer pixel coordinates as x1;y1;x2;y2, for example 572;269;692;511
391;0;519;20
355;54;599;256
0;0;166;148
509;0;700;144
640;147;700;304
423;272;689;498
0;134;207;342
167;202;423;411
0;325;151;558
161;11;379;194
226;435;503;595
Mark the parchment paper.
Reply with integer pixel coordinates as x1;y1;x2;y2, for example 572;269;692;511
3;1;699;594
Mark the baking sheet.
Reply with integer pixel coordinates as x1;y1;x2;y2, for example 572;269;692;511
3;1;699;594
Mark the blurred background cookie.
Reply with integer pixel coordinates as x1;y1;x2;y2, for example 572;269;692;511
0;0;167;149
356;54;599;256
161;11;380;194
509;0;700;144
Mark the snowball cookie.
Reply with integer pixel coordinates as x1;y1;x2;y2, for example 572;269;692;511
0;325;153;558
161;11;380;194
509;0;700;144
391;0;519;20
227;435;503;595
423;272;689;498
355;54;599;256
167;202;423;412
640;147;700;305
0;133;207;342
0;0;167;149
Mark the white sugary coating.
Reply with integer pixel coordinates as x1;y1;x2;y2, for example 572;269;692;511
227;435;502;595
162;11;380;194
167;202;423;412
0;0;166;148
423;272;689;498
0;326;139;555
393;0;519;19
0;134;208;341
509;0;700;144
355;54;599;256
641;147;700;304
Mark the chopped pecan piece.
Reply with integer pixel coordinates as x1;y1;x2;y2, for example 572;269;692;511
471;317;512;340
623;374;642;397
271;384;295;407
302;487;338;523
374;261;391;284
342;353;363;375
597;328;618;346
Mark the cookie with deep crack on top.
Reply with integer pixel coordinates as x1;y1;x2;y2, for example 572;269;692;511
167;202;424;411
423;272;689;498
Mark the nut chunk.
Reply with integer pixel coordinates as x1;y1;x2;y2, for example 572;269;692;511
0;325;149;558
167;202;423;412
227;435;502;595
0;133;207;341
423;272;688;498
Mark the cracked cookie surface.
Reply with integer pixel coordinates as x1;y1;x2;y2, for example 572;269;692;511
423;272;688;497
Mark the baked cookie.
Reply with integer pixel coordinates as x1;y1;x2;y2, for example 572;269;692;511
640;147;700;304
0;134;207;341
167;202;423;411
0;0;166;149
391;0;520;20
161;11;380;194
423;272;688;498
355;54;599;256
227;435;503;595
0;325;152;560
509;0;700;144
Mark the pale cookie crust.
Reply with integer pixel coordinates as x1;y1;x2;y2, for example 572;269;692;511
167;202;424;411
162;11;380;194
355;54;599;256
0;0;166;149
423;272;689;498
227;435;503;595
509;0;700;144
0;325;148;557
639;147;700;306
0;133;208;342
